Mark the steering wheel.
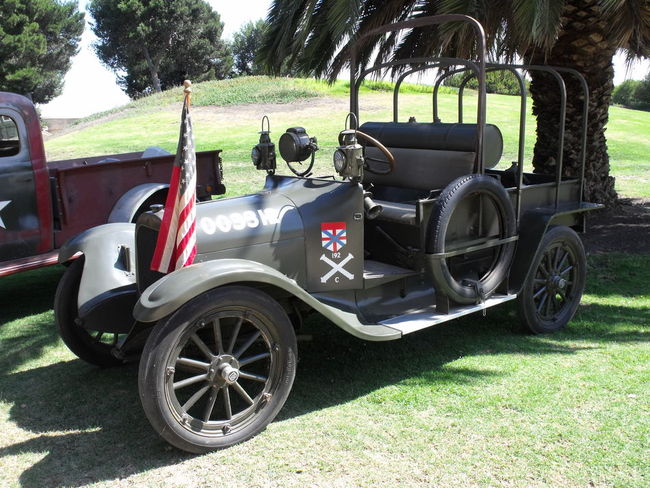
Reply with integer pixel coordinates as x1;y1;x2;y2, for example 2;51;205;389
340;130;395;175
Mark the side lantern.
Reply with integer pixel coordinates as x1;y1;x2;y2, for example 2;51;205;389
251;115;276;174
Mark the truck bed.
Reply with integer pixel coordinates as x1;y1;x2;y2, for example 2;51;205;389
48;149;225;247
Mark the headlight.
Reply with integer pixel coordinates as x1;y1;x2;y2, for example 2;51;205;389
333;149;347;173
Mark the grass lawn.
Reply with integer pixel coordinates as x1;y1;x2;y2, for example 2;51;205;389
0;77;648;487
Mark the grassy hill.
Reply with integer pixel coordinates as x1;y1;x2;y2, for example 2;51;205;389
45;76;650;198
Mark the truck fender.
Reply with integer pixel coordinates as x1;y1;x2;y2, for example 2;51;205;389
58;223;137;313
107;183;168;223
134;259;401;342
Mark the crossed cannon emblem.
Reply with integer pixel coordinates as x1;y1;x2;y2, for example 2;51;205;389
320;253;355;283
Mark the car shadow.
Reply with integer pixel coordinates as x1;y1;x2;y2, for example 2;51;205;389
0;266;63;325
0;266;65;374
4;299;642;488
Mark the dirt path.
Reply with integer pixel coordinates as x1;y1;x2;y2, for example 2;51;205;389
582;198;650;254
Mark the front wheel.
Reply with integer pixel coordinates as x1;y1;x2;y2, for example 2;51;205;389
517;226;587;333
138;286;297;453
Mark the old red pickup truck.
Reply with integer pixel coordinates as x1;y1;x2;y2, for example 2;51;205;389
0;92;225;276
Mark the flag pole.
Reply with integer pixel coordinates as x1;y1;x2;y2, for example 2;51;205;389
150;79;198;273
183;79;192;109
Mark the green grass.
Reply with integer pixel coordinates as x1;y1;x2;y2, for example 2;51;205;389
0;255;648;487
47;76;650;199
603;105;650;198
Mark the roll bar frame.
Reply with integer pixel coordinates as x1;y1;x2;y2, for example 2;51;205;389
348;15;589;209
349;15;488;174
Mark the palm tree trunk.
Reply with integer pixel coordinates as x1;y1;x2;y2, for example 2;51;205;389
526;0;618;205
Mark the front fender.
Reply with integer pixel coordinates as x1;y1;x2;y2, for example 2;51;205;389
135;259;313;323
108;183;168;223
58;223;136;311
134;259;402;342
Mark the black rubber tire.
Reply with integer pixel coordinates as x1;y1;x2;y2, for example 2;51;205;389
138;285;297;453
54;257;125;367
427;174;516;304
517;226;587;334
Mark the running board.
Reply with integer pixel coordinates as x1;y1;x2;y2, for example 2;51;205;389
379;294;517;336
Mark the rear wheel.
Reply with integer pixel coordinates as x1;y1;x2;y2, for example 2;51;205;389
517;226;587;333
54;257;125;367
138;286;297;453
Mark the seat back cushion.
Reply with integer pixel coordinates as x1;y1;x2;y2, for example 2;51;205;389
364;147;475;191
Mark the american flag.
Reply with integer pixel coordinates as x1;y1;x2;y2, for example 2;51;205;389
321;222;347;252
150;96;197;273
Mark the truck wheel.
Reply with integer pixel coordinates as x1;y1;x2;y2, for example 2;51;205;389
427;174;516;304
138;286;297;453
517;226;587;333
54;257;125;367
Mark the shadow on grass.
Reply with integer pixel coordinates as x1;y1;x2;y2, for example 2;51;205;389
0;254;647;486
0;266;65;374
1;302;628;488
0;362;187;487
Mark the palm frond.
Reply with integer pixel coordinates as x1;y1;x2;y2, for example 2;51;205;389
259;0;315;74
259;0;648;81
326;0;417;81
600;0;650;57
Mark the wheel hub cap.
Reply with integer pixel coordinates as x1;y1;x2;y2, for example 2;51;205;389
220;364;240;384
207;354;240;386
548;275;567;292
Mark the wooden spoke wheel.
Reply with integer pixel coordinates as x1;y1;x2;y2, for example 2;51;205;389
138;286;297;453
54;257;126;367
517;226;587;333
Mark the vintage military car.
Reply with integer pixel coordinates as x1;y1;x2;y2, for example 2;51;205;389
54;15;601;453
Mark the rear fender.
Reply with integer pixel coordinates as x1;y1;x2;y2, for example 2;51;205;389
58;223;136;313
508;203;602;294
134;259;401;341
108;183;168;223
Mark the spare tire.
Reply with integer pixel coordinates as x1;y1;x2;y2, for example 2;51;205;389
426;174;516;304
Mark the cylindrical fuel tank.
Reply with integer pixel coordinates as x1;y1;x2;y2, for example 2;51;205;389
359;121;503;168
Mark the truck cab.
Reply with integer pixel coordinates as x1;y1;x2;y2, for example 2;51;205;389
0;93;53;266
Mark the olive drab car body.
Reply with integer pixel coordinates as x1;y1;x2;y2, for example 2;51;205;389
55;15;602;453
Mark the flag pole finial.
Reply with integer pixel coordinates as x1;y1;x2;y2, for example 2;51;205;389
183;79;192;108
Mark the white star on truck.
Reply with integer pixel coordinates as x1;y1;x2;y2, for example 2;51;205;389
0;200;10;229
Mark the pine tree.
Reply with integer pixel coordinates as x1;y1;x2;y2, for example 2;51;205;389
0;0;84;103
89;0;232;97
